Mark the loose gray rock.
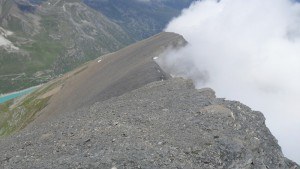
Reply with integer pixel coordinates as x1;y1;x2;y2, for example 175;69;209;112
0;78;298;169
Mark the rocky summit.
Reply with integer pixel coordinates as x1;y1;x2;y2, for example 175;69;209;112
0;32;299;168
0;78;298;168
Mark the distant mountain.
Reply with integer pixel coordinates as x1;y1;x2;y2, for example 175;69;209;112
83;0;195;40
0;0;195;93
0;0;134;93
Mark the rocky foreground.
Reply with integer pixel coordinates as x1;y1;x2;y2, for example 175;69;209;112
0;78;298;169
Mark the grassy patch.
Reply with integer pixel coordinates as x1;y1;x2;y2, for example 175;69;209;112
0;82;58;136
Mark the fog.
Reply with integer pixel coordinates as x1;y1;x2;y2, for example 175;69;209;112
159;0;300;163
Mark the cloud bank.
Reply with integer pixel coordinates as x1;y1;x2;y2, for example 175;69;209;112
160;0;300;163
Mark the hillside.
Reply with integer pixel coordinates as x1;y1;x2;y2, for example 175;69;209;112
0;32;298;168
83;0;195;40
0;32;186;136
0;0;195;94
0;78;299;168
0;0;134;93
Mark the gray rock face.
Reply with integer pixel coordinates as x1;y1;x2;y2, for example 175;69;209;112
0;78;298;169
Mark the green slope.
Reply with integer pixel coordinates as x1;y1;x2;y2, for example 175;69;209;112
0;0;133;93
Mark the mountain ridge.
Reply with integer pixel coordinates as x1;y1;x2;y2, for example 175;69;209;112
0;32;298;168
0;0;195;94
0;78;298;168
0;32;186;136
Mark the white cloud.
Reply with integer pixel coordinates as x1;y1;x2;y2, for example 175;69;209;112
161;0;300;163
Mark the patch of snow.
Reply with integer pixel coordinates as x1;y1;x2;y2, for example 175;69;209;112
0;27;13;36
0;36;12;46
97;59;102;63
0;27;19;50
153;56;159;60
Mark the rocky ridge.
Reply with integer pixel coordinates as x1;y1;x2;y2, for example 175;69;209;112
0;0;196;93
0;32;185;136
0;32;298;168
0;78;299;168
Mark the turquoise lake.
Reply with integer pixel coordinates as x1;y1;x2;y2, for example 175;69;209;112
0;87;39;104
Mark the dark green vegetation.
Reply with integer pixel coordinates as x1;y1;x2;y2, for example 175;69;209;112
0;0;195;93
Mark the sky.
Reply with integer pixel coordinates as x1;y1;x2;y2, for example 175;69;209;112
160;0;300;163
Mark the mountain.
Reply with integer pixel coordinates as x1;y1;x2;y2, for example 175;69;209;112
0;33;298;168
0;0;134;93
0;0;195;94
83;0;195;40
0;32;186;136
